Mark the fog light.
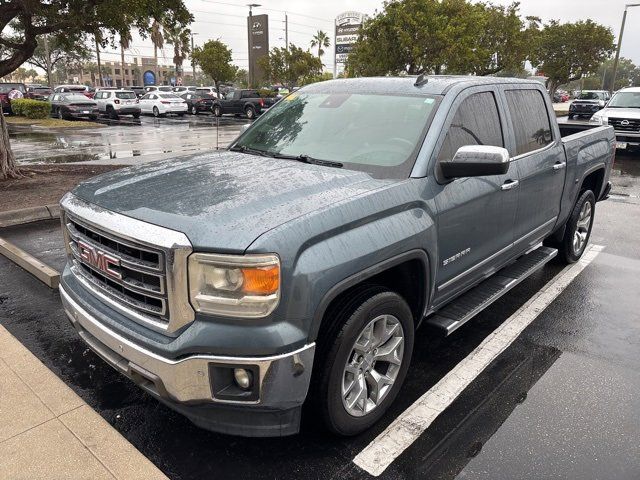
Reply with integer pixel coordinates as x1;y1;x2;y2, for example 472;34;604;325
233;368;252;389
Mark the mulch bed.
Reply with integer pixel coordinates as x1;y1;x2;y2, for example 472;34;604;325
0;164;121;212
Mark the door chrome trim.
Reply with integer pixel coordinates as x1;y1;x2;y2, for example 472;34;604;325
501;180;520;191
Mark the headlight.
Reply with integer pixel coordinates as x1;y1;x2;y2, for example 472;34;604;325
188;253;280;318
589;115;607;126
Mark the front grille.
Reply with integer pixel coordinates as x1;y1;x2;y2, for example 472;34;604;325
608;117;640;132
65;216;169;323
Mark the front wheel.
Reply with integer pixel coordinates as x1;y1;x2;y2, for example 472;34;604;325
245;106;256;119
554;190;596;264
568;114;574;120
190;105;198;115
132;112;140;119
213;105;222;117
57;108;65;120
316;287;414;436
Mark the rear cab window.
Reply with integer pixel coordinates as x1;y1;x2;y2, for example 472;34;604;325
505;90;553;156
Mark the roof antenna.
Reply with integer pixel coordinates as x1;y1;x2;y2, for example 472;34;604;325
414;73;428;87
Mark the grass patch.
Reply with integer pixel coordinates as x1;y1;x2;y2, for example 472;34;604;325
6;116;103;128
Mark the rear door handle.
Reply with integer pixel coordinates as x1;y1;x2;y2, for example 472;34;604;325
553;162;567;171
501;180;519;191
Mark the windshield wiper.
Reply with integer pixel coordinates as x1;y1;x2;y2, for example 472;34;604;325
273;153;343;168
229;145;274;157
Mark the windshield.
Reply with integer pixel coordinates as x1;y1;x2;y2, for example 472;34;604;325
578;92;603;100
234;92;439;178
0;84;25;93
116;92;137;99
608;91;640;108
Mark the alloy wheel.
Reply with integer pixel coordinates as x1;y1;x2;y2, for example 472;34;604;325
341;314;405;417
573;200;592;254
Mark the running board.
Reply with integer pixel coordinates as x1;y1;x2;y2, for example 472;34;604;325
425;246;558;335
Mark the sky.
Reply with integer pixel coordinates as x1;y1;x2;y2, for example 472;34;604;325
94;0;640;73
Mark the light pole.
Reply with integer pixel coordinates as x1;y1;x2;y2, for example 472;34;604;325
191;32;199;86
610;3;640;93
247;3;261;88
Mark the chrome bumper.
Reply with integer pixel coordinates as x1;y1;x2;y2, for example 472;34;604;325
60;285;315;407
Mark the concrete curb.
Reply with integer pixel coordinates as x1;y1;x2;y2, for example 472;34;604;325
0;237;60;289
0;204;60;228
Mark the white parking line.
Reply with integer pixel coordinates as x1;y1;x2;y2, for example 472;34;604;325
353;244;605;477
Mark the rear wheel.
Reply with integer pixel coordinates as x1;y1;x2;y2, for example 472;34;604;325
213;105;222;117
553;190;596;264
315;287;414;436
568;114;574;120
190;105;198;115
107;106;118;119
153;106;161;118
245;105;256;120
132;112;140;119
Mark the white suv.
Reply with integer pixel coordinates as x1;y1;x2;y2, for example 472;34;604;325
93;89;141;118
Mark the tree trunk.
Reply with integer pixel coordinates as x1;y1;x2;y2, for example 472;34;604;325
120;45;127;88
0;105;21;180
154;46;159;85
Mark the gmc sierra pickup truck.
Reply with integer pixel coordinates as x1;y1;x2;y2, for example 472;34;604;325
59;76;614;437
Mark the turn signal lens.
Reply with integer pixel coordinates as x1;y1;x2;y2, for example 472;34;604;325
241;266;279;295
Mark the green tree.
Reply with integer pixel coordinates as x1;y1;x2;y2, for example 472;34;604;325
310;30;330;60
27;33;91;86
234;68;249;88
0;0;192;179
150;20;164;84
259;44;322;90
119;29;132;87
582;57;640;91
530;20;614;97
346;0;532;77
192;40;237;97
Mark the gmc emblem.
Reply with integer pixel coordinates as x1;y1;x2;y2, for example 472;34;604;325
77;241;122;280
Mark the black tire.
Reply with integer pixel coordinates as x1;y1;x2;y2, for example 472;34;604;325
568;114;574;120
245;105;256;120
213;105;222;117
315;287;415;436
153;106;161;118
190;105;198;115
88;115;97;121
107;106;118;119
132;112;140;119
177;113;185;117
57;108;65;120
554;190;596;264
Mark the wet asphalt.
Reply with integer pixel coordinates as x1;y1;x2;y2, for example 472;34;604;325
0;135;639;478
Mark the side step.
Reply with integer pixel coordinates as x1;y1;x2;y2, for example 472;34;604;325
425;246;558;335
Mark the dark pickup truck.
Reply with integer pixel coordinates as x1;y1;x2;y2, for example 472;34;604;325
59;76;614;438
212;89;277;119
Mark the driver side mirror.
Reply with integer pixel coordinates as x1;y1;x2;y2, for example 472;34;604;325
440;145;510;178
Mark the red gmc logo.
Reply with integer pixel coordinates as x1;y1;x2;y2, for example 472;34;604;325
77;241;122;280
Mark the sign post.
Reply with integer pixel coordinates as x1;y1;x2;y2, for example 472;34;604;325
334;11;365;77
248;13;269;87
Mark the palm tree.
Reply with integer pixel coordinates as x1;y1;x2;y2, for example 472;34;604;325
119;30;132;87
164;26;190;83
310;30;331;59
150;20;164;84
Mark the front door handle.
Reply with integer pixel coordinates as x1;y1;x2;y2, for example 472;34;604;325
501;180;519;191
553;162;567;171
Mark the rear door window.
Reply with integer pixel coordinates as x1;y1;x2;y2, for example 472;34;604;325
116;92;136;99
437;92;504;162
505;90;553;156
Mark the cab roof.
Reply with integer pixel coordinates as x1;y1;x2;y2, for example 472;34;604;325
301;75;545;96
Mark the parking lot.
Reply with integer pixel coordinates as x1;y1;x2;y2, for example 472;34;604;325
0;137;639;478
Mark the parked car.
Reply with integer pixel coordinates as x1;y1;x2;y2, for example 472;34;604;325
139;92;187;117
53;84;94;99
174;86;198;94
195;86;219;98
180;92;215;115
589;86;640;150
93;89;141;118
130;86;146;98
0;82;27;113
144;86;159;93
212;89;277;119
25;85;52;100
49;92;98;120
59;76;614;438
568;90;610;119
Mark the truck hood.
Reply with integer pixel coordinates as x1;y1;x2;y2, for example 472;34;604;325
599;107;640;119
72;151;392;251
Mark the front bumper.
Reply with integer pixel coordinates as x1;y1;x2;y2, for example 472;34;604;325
60;285;315;436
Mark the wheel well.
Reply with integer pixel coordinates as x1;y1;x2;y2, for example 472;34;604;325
317;259;427;340
580;168;604;197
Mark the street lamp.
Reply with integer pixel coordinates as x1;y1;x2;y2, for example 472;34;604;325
610;3;640;93
247;3;261;87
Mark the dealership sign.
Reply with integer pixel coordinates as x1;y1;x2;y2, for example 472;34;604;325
334;11;365;67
